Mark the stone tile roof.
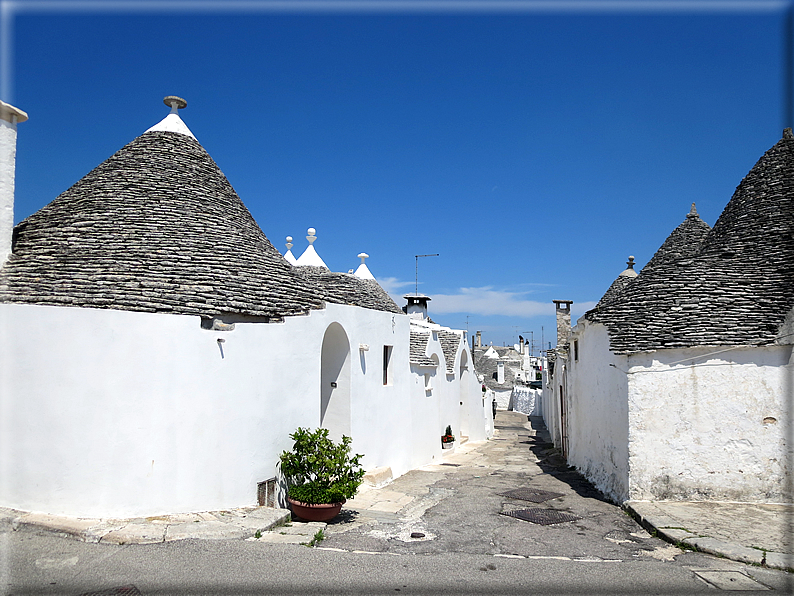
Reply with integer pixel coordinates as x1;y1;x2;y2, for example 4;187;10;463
587;130;794;354
0;130;399;319
294;266;401;314
594;275;635;309
437;330;461;374
472;346;522;391
643;204;712;272
409;331;436;366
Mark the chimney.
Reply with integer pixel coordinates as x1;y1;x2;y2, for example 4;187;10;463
403;294;431;320
0;101;27;268
475;331;482;347
497;359;505;384
519;336;525;355
553;300;574;349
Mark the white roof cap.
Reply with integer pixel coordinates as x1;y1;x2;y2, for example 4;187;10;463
145;96;196;139
354;252;375;280
295;227;329;268
283;236;297;265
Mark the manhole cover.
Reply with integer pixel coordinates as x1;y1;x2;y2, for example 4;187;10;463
499;488;564;503
77;587;142;596
501;508;581;525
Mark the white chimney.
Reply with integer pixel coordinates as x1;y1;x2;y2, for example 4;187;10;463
403;294;431;320
0;101;27;268
497;359;505;384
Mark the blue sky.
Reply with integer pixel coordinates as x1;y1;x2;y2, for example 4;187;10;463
3;0;789;350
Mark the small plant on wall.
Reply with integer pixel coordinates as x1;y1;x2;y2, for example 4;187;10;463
279;427;365;506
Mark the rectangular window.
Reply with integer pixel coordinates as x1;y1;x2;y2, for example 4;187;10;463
383;345;393;386
574;339;579;362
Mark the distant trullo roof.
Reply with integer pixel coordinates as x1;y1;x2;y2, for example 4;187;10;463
0;101;400;318
588;129;794;353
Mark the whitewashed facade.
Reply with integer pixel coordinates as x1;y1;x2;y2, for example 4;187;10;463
0;99;491;518
544;131;794;504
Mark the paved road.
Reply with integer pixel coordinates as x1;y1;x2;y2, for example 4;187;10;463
2;412;791;595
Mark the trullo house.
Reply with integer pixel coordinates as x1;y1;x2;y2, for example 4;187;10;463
543;129;793;505
0;97;491;518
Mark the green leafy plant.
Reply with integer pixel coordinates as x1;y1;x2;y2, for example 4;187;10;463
279;427;365;505
441;425;455;444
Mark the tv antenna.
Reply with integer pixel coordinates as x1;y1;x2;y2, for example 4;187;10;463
414;254;439;295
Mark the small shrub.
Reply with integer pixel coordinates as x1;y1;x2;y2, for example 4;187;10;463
279;427;364;505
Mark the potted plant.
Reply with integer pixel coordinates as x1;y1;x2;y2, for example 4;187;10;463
441;425;455;449
279;427;365;522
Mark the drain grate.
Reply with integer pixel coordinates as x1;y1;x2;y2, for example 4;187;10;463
501;508;581;525
77;586;142;596
499;488;564;503
440;463;461;467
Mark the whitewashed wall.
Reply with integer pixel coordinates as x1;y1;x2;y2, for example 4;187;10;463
407;331;492;467
626;344;793;503
0;118;18;267
542;356;566;452
0;301;428;518
566;321;630;503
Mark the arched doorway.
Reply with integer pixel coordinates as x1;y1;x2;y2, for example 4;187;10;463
320;323;351;442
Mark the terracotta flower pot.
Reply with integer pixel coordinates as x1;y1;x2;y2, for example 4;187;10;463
288;497;346;522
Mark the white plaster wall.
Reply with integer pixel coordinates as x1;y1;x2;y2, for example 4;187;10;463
565;321;630;503
542;358;566;451
406;333;492;466
627;344;793;503
0;301;419;518
0;119;17;267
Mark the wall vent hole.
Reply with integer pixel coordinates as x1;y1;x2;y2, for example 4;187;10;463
258;477;277;507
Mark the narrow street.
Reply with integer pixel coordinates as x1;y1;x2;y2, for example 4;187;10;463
3;412;790;595
320;411;668;560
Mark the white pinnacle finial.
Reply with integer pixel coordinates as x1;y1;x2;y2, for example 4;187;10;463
295;227;328;268
146;96;195;138
164;95;187;114
286;236;293;250
354;252;375;280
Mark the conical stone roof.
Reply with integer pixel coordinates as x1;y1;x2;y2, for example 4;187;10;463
642;204;712;272
588;130;794;353
0;124;398;318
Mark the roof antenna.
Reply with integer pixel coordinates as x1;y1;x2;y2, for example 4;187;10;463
414;253;439;295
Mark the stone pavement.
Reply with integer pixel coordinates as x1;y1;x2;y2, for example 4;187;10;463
625;500;793;571
0;505;290;544
3;412;792;575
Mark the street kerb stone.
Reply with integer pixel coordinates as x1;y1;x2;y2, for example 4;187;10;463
14;512;104;539
100;524;167;545
278;522;326;535
253;533;309;544
656;527;698;544
165;520;249;542
683;536;765;566
764;551;794;571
